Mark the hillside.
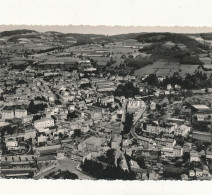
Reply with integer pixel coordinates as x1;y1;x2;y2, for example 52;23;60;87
0;29;37;37
136;33;210;65
200;33;212;40
0;29;112;45
136;32;209;51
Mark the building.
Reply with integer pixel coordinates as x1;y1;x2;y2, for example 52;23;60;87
37;135;48;143
144;123;175;134
206;150;212;159
137;136;152;149
190;151;201;162
1;110;14;119
165;139;176;148
127;99;146;113
167;84;172;90
37;155;58;165
99;96;114;106
68;150;93;162
111;134;122;149
161;148;174;158
78;136;105;151
14;109;27;118
189;170;195;177
174;124;191;137
22;115;33;123
6;138;18;150
173;146;183;157
24;129;37;139
192;131;212;143
34;118;54;130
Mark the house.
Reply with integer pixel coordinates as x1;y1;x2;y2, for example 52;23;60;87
150;102;156;110
189;170;195;177
37;135;47;143
142;171;148;180
166;138;176;148
206;150;212;159
189;104;210;113
57;150;65;159
22;115;33;123
24;128;36;139
181;174;189;180
174;124;191;137
6;138;18;150
167;84;172;90
155;138;167;146
161;148;174;158
137;136;152;149
119;154;129;171
14;109;27;118
68;104;75;111
149;171;158;180
202;165;210;177
68;150;93;162
196;168;203;178
190;151;201;162
111;134;122;149
173;146;183;157
129;160;140;172
99;96;114;106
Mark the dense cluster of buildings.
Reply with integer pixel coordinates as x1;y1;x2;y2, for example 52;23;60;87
0;34;212;180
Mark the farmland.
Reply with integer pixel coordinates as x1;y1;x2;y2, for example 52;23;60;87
134;59;212;78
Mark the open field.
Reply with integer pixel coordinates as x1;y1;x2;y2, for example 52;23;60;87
134;59;212;78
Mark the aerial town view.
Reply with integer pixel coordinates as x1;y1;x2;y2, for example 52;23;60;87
0;29;212;180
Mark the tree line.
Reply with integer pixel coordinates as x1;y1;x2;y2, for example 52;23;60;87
144;71;212;90
81;159;136;180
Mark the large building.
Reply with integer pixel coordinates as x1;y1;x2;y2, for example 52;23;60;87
127;99;146;113
193;131;212;143
144;123;175;134
34;118;54;130
1;109;27;119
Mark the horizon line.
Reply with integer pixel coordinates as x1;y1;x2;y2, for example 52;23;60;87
1;25;212;35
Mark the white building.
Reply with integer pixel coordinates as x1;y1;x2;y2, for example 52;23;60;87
1;110;14;119
14;109;27;118
34;118;54;130
167;84;172;90
68;104;75;111
127;99;146;113
6;138;18;150
174;124;191;137
173;146;183;157
190;151;201;162
38;135;47;143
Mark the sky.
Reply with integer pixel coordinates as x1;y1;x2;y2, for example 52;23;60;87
1;0;212;26
0;0;212;35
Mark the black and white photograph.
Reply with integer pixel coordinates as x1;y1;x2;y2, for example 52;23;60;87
0;0;212;194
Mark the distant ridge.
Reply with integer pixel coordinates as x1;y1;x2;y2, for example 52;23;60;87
1;25;212;35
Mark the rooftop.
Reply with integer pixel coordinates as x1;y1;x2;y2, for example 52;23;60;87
191;105;210;110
